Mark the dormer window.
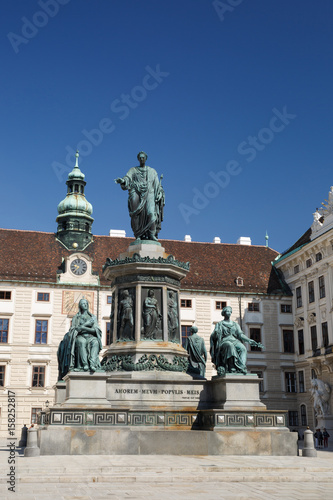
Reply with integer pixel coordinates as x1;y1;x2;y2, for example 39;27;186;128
236;277;244;287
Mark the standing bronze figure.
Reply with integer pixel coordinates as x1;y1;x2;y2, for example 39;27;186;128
115;151;165;241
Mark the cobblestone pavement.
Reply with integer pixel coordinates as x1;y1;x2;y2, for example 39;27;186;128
1;445;332;500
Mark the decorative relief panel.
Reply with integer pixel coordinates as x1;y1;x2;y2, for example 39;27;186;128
44;409;286;429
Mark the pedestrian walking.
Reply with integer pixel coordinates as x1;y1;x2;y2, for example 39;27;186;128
323;428;330;448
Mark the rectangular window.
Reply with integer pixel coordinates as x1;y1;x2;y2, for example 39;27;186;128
311;325;317;351
106;321;111;345
32;366;45;387
0;291;11;300
294;265;299;274
107;295;112;304
283;329;294;353
298;330;304;355
322;322;329;348
31;407;42;424
281;304;292;313
248;303;260;312
296;287;302;308
308;281;315;303
250;371;264;392
306;259;312;268
249;328;261;351
319;276;326;299
316;252;322;262
215;301;227;310
0;319;9;343
180;299;192;308
181;325;192;347
285;372;297;393
0;365;5;386
300;405;307;426
298;371;305;393
37;292;49;302
288;410;298;427
35;320;48;344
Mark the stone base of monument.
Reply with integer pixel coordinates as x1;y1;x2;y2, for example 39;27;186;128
37;373;297;456
38;241;297;456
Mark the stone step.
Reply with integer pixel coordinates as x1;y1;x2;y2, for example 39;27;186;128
8;465;333;484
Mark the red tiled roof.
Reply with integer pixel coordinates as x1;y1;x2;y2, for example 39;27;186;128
0;229;283;294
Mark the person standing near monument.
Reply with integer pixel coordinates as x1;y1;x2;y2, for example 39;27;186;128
323;428;330;448
115;151;165;241
185;326;207;378
57;298;102;378
210;306;263;376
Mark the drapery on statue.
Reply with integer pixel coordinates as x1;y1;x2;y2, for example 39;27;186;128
115;151;165;241
167;290;179;341
118;289;134;340
311;378;331;416
210;306;263;376
142;289;162;339
185;326;207;378
57;298;102;379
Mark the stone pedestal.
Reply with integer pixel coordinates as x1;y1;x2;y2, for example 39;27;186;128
102;241;189;351
210;374;266;410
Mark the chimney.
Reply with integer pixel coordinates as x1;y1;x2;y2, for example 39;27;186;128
109;229;126;238
213;237;221;244
184;235;192;242
237;237;251;246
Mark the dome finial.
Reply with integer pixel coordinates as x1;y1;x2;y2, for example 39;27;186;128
75;150;79;168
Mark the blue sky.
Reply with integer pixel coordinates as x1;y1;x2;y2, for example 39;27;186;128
1;0;333;253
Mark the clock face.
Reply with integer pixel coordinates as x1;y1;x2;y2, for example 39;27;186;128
70;258;87;276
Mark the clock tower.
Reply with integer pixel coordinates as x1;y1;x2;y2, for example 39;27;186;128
56;151;94;251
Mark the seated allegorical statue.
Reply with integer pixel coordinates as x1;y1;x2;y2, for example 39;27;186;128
210;306;263;376
185;326;207;378
57;298;102;379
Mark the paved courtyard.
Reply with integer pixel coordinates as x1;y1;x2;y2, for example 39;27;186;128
1;442;333;500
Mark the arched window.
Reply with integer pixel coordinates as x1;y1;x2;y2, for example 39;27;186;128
74;184;79;193
300;404;307;426
311;369;317;379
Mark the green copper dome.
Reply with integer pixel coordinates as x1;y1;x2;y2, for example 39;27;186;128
57;194;93;215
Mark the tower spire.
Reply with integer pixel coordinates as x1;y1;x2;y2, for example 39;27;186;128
55;154;94;251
